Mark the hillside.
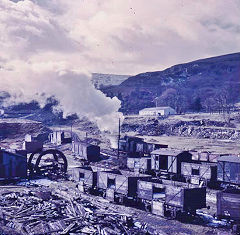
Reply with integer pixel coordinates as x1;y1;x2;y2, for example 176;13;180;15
102;53;240;114
0;118;51;142
91;73;130;89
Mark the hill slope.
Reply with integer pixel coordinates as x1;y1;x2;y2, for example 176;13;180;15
102;53;240;114
91;73;130;89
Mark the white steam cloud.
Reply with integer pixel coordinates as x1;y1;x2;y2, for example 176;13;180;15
0;0;123;132
0;61;122;132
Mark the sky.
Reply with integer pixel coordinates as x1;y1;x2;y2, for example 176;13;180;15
1;0;240;75
0;0;240;131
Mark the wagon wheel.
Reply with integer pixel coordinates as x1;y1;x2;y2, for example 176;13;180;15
34;149;68;176
28;151;42;175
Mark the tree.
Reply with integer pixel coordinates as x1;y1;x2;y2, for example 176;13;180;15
155;88;188;114
202;97;216;114
191;97;202;112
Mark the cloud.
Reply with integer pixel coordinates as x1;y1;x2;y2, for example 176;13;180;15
0;0;239;131
0;0;79;60
28;0;240;74
3;0;240;74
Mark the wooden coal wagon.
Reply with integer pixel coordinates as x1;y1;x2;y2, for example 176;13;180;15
217;188;240;221
137;178;206;218
71;166;97;193
72;141;100;162
97;169;150;204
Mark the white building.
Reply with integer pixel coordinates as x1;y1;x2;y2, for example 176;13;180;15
139;106;176;116
0;109;4;116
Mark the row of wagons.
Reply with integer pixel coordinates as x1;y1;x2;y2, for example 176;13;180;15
70;166;240;222
70;166;208;219
127;149;240;187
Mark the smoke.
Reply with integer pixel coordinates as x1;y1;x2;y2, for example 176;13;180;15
0;61;123;132
0;0;124;132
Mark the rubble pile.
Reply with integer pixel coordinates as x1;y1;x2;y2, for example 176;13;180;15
174;125;240;140
0;188;148;235
122;117;240;140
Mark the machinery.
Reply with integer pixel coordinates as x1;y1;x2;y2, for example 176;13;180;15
28;149;68;178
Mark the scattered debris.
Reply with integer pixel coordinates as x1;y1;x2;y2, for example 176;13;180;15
0;186;148;235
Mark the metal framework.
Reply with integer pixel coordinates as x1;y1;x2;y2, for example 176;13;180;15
28;149;68;177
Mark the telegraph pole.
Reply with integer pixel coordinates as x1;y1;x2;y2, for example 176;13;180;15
117;118;121;160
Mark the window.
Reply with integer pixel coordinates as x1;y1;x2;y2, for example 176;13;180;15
153;186;165;199
107;178;115;189
159;155;168;170
192;168;200;176
79;172;84;180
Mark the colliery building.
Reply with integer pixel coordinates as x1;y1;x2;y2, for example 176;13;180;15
0;149;27;180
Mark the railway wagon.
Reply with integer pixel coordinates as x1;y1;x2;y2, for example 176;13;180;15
151;149;192;176
137;178;165;211
137;178;206;218
71;166;97;193
192;151;219;163
181;161;217;186
139;157;152;173
97;169;150;204
72;141;100;162
138;179;165;201
127;157;151;173
217;188;240;221
165;185;206;217
0;150;27;180
136;142;168;154
127;157;140;171
119;136;167;154
119;136;143;153
217;155;240;185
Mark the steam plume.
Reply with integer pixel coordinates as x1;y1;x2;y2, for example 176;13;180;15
0;61;122;132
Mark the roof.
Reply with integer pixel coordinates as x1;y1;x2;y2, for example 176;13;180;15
140;106;174;112
138;178;163;184
151;149;186;156
73;141;99;148
218;155;240;163
73;166;94;171
100;169;150;177
128;156;151;159
120;170;150;177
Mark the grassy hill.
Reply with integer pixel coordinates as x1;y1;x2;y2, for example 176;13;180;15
102;53;240;114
